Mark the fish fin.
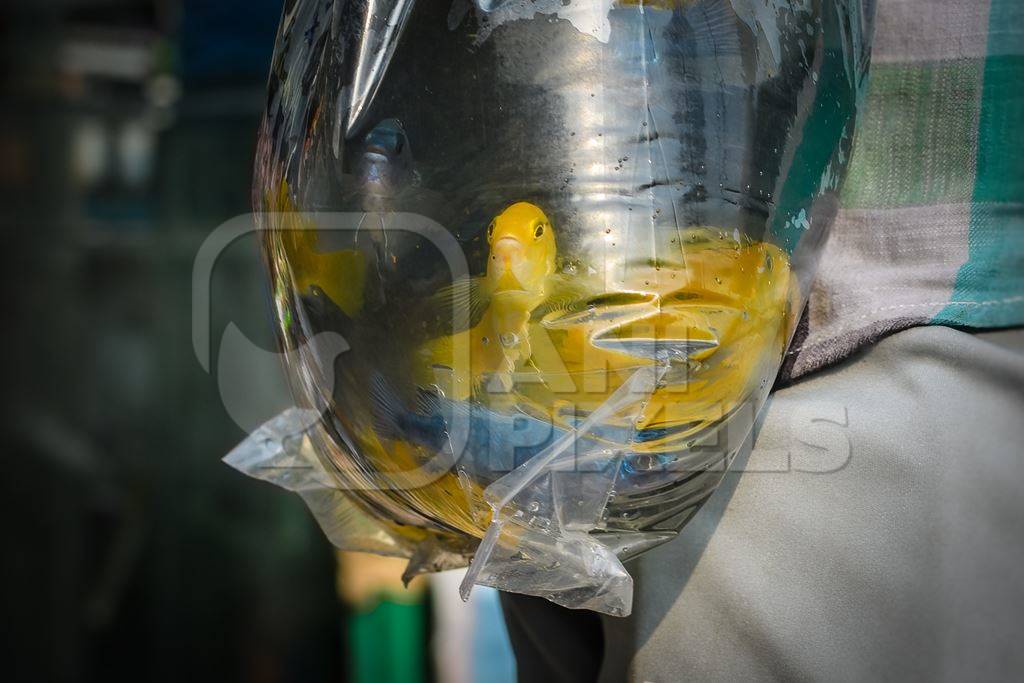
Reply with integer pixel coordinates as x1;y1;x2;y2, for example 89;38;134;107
428;277;490;332
535;295;584;320
368;373;408;440
299;285;355;338
415;387;473;429
414;387;442;416
683;0;742;57
534;273;596;319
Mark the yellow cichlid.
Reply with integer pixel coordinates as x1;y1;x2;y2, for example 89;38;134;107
268;180;368;318
521;232;797;452
418;202;560;399
271;186;797;539
418;207;797;455
266;180;489;542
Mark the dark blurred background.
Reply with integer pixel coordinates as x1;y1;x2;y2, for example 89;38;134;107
0;1;345;681
0;2;516;682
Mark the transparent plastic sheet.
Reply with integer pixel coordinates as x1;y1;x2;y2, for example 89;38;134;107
225;409;478;573
229;0;875;615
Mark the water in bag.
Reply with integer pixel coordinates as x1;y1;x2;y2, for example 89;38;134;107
239;0;874;613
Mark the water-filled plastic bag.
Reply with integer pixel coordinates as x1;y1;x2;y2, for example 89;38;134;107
229;0;875;615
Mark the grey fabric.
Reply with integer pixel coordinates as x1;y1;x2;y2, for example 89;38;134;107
602;326;1024;681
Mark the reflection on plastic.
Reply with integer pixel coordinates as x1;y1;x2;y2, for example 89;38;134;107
227;0;875;615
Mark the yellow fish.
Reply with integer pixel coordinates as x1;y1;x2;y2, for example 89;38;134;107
270;186;798;540
265;179;488;542
417;205;797;456
418;202;560;399
267;180;367;318
521;232;797;452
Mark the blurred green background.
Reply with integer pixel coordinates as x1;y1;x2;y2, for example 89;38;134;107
1;2;349;681
0;2;519;682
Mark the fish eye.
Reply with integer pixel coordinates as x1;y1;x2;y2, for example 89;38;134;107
487;222;495;241
534;224;545;239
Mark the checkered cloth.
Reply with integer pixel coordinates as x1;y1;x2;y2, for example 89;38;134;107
780;0;1024;382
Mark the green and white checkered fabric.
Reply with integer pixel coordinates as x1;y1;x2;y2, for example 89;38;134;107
783;0;1024;380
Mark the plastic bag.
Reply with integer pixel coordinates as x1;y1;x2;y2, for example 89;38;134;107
230;0;874;616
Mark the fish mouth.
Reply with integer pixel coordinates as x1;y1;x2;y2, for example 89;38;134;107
491;270;547;298
491;237;531;275
492;236;523;252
